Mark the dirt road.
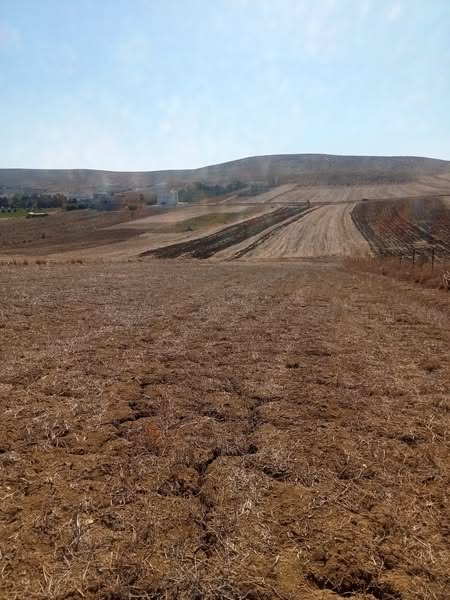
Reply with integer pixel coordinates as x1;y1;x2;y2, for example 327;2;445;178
238;203;371;258
0;260;448;599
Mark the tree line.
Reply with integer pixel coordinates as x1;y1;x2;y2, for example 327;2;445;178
0;193;68;209
178;181;246;203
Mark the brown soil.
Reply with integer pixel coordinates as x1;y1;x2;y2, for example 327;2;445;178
234;203;371;259
0;207;162;255
142;206;307;259
351;198;450;257
0;205;271;260
1;187;450;263
0;259;449;599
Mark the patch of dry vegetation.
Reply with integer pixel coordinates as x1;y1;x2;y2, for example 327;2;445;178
147;207;262;234
0;260;448;599
347;256;450;290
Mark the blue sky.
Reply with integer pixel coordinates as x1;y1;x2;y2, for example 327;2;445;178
1;0;449;170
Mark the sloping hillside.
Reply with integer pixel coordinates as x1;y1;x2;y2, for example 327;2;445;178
1;154;449;194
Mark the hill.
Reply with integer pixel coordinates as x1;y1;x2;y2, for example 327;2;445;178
1;154;450;195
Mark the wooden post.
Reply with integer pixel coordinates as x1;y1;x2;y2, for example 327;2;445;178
431;247;435;272
412;248;415;268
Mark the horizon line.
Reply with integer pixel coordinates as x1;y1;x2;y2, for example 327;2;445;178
1;152;449;173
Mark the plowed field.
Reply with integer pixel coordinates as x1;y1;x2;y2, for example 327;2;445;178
231;203;370;259
1;260;449;599
142;206;308;259
351;197;450;257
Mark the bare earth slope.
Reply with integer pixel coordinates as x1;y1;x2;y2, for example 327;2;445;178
0;260;448;599
1;154;449;194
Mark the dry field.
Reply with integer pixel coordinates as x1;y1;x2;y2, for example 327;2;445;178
0;208;160;257
231;179;450;206
135;195;450;262
351;198;450;258
108;204;269;229
143;207;309;259
1;181;450;263
229;204;370;259
0;204;272;261
347;256;450;291
0;259;449;600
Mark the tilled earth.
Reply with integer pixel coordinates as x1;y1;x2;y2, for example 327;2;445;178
0;260;449;599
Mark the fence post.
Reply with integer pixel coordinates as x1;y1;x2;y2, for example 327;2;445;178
412;248;415;268
431;247;435;272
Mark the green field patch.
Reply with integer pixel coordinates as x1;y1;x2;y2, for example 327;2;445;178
0;209;28;219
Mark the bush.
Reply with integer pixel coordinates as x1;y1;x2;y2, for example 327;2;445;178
65;203;88;211
179;180;246;203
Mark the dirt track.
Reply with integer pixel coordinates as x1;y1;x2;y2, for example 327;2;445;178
0;259;449;599
238;203;371;258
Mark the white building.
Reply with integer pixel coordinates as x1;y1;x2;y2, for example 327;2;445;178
157;189;178;208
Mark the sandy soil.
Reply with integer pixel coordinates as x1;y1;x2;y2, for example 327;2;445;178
237;203;371;259
0;259;448;599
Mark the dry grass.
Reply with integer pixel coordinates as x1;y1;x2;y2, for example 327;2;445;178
347;255;450;290
0;259;449;599
145;207;262;234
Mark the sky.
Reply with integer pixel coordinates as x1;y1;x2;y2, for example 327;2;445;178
1;0;449;170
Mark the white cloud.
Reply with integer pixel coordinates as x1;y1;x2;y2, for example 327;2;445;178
0;21;20;49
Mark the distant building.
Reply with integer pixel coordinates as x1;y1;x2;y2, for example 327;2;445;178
70;194;93;205
90;193;122;211
157;189;178;208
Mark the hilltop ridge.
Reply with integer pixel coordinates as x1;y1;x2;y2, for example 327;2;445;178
1;153;449;194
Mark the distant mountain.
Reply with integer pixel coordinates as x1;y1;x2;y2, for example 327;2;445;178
1;154;449;195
